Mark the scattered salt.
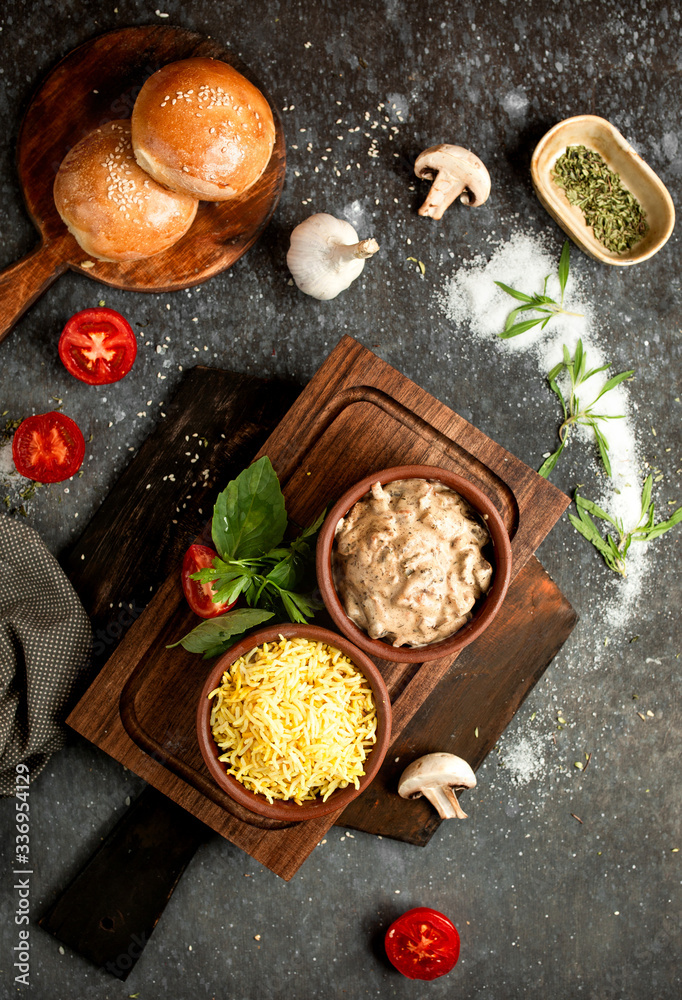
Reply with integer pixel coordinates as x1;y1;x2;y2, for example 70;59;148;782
500;729;550;787
438;231;652;633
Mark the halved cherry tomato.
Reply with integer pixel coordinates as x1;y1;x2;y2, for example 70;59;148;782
58;307;137;385
12;411;85;483
385;907;460;981
182;544;236;618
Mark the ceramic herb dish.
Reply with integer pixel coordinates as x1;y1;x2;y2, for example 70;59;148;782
531;115;675;266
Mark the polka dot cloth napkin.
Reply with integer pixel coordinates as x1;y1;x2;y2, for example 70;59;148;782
0;516;91;796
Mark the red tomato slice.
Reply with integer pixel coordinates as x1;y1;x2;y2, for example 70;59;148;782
58;307;137;385
12;411;85;483
182;544;236;618
385;907;460;981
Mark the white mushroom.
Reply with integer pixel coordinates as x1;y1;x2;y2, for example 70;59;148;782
398;752;476;819
414;144;491;220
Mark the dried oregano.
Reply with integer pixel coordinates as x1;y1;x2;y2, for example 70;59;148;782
552;145;648;254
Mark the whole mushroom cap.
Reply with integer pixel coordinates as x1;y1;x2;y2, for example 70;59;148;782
414;144;491;219
398;752;477;819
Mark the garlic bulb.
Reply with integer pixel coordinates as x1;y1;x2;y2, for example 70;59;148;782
286;213;379;300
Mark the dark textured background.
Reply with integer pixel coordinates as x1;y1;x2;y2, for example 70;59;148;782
0;1;680;998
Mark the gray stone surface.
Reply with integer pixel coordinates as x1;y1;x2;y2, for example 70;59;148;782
0;1;680;998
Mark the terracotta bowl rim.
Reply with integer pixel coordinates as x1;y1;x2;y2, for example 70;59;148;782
315;464;512;663
196;623;392;822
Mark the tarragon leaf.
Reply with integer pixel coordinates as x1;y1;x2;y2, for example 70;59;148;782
568;511;612;559
558;240;570;301
638;505;682;542
499;317;546;339
592;369;635;404
591;424;612;478
548;378;567;420
583;363;612;381
575;494;620;529
640;475;653;519
538;440;566;478
494;281;534;303
547;361;565;383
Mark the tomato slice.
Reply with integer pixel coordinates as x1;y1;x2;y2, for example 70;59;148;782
12;411;85;483
385;907;460;981
182;544;236;618
58;307;137;385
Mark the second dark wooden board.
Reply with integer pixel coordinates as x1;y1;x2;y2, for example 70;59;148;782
67;337;575;878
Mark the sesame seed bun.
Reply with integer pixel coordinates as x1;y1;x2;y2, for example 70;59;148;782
53;120;198;262
131;57;276;201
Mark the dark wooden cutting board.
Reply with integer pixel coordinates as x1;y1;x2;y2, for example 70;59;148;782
0;25;286;343
66;336;576;879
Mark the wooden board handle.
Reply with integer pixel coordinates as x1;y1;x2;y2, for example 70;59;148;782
39;786;209;979
0;236;69;344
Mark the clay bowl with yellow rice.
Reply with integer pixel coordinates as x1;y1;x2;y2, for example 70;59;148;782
196;624;392;822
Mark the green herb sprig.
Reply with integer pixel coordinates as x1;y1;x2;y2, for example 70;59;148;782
495;241;583;339
538;339;633;478
569;477;682;576
168;456;324;658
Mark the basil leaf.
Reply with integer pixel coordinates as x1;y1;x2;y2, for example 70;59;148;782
212;456;287;560
167;608;273;654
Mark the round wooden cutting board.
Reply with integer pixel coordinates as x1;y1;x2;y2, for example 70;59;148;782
0;25;286;343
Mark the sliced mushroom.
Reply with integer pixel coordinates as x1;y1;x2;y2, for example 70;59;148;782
398;752;476;819
414;144;491;220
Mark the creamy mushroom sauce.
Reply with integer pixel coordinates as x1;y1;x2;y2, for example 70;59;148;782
332;478;493;647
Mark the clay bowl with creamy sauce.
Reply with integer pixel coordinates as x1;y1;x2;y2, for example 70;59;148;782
316;465;512;663
196;624;392;822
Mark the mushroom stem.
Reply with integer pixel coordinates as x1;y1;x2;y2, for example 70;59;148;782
332;238;380;263
418;177;466;220
422;784;469;819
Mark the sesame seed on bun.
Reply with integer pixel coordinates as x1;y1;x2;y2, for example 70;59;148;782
53;120;198;262
131;57;276;201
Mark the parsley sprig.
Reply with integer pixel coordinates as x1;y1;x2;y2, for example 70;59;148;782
495;241;583;339
569;477;682;576
169;456;324;658
538;339;633;478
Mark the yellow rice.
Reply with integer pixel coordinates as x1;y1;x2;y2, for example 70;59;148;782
208;636;378;804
